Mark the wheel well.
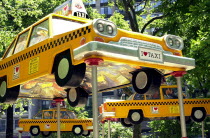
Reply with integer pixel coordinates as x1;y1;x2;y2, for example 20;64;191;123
0;76;7;86
51;49;71;74
192;107;206;113
128;109;143;117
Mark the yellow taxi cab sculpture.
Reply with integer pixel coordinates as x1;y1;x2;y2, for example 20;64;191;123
18;108;93;137
0;0;195;106
99;85;210;127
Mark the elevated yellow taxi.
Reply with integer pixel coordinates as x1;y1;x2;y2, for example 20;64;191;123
0;0;195;106
99;85;210;127
18;108;93;137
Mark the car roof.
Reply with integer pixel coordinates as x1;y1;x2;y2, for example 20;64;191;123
2;13;92;59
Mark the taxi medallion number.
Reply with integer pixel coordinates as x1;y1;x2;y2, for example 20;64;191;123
29;57;40;75
169;106;180;114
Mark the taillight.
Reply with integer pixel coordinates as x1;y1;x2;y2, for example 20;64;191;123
173;52;182;56
104;103;107;111
99;105;103;114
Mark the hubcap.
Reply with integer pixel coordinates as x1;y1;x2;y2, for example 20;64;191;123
0;81;7;97
135;72;148;89
194;110;203;119
32;127;38;134
131;112;141;122
75;127;81;134
58;58;69;79
69;88;77;102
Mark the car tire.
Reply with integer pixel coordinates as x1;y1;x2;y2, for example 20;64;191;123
191;107;206;122
0;77;19;104
128;110;144;124
41;131;52;137
30;126;40;136
82;130;91;136
66;87;88;107
54;51;86;88
132;68;162;94
120;118;133;127
72;125;83;136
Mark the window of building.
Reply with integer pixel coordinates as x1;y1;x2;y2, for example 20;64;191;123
29;20;49;47
90;1;96;4
102;96;115;103
100;7;112;15
14;120;19;129
14;31;29;54
101;0;108;3
0;120;6;132
42;100;50;110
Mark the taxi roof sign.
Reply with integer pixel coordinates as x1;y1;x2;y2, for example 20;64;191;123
53;0;89;18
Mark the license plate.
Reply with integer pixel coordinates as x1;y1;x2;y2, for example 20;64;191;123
139;48;163;63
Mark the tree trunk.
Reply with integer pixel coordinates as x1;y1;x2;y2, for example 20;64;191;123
6;105;13;138
133;124;142;138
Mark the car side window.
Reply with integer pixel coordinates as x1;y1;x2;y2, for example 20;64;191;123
134;94;144;100
5;41;15;58
43;111;53;119
163;88;178;99
67;111;76;119
28;20;49;47
14;31;29;54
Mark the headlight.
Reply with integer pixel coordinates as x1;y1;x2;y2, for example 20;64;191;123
97;23;104;32
93;19;117;37
164;35;184;50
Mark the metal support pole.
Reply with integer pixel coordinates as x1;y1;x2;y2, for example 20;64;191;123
85;58;103;138
108;120;111;138
18;132;22;138
56;102;61;138
102;123;105;138
92;65;99;138
176;76;187;138
202;121;205;138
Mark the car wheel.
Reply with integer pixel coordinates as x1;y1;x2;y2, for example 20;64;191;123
128;110;144;124
82;130;91;136
72;125;83;136
41;131;52;137
66;87;88;107
132;69;162;94
120;118;133;127
191;107;206;122
54;51;86;88
0;77;19;104
30;126;40;136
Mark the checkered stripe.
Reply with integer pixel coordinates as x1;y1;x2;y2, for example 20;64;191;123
107;100;210;107
19;120;57;124
184;100;210;104
0;26;91;71
61;120;92;123
19;119;92;124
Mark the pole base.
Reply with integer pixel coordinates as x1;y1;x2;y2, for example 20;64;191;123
85;58;104;65
171;71;187;77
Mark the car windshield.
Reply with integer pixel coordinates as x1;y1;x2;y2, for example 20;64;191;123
33;111;42;119
52;17;86;36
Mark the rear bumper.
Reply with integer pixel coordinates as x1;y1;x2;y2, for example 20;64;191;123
73;41;195;71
